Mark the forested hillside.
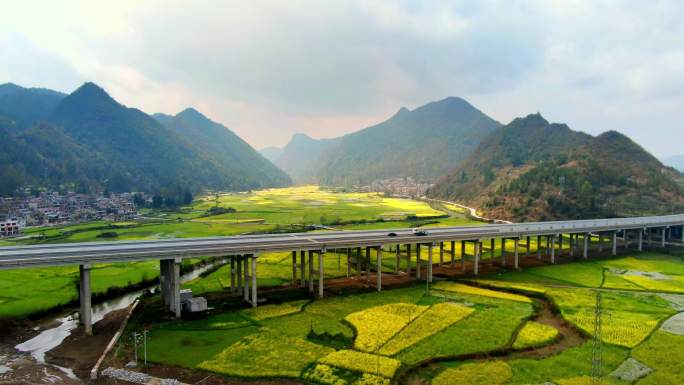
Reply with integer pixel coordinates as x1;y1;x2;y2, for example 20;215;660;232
429;114;684;221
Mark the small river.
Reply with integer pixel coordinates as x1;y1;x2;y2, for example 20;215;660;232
13;260;222;378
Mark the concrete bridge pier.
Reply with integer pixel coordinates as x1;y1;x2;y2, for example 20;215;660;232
439;241;444;266
230;256;236;293
243;256;250;302
318;250;325;298
450;241;456;267
395;245;400;273
661;227;667;247
291;251;297;286
558;235;563;258
427;243;434;283
347;248;352;278
583;233;589;259
612;231;618;255
638;229;644;251
474;241;481;275
416;244;421;279
501;238;506;266
160;258;181;318
513;238;519;269
376;246;382;291
79;264;92;336
308;250;315;293
356;247;362;279
461;241;466;271
365;246;371;287
550;235;556;264
536;236;542;259
406;244;412;275
300;251;306;287
525;236;531;257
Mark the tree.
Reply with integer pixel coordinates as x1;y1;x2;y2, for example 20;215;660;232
152;195;163;208
183;191;193;205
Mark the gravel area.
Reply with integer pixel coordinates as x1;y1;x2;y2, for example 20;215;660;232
610;357;653;381
661;312;684;335
101;367;152;384
658;293;684;311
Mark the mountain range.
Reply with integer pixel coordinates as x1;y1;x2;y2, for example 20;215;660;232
0;82;290;196
262;97;501;186
428;114;684;221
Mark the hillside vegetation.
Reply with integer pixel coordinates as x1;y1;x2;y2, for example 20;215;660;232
0;82;290;195
317;97;501;186
429;113;684;221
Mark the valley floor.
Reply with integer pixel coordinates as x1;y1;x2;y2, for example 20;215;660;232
103;250;684;385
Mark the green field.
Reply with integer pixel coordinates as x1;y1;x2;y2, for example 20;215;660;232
0;186;482;320
119;251;684;385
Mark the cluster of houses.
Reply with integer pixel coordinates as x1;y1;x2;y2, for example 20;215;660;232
359;177;432;198
0;192;142;237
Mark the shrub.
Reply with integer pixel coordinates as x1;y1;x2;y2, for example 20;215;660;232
513;321;559;349
302;364;351;385
353;374;390;385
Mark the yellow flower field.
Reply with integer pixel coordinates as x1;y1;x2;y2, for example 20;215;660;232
512;321;559;349
241;299;309;320
379;302;474;356
346;303;427;352
319;350;402;378
432;361;512;385
433;282;533;303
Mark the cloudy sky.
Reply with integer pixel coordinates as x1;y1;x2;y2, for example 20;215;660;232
1;0;683;157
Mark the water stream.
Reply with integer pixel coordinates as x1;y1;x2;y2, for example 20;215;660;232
13;260;222;378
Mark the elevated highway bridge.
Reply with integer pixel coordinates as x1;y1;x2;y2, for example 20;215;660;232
2;214;684;335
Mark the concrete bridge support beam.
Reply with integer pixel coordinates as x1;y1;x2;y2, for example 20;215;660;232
583;233;589;259
550;235;556;264
514;238;519;269
461;241;466;271
406;244;412;275
291;251;297;286
558;235;563;257
356;247;362;279
612;232;618;255
490;238;495;259
638;230;643;251
662;227;667;247
537;236;542;259
230;257;236;293
251;255;258;307
427;243;433;283
474;241;481;275
395;245;400;273
236;255;243;294
160;258;181;318
450;241;456;267
526;236;531;257
501;238;506;266
309;250;315;293
366;246;371;287
300;251;306;287
79;264;92;336
346;248;351;278
319;250;325;298
376;247;382;291
416;244;421;279
439;242;444;266
243;256;250;302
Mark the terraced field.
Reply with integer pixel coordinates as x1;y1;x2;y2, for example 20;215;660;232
122;251;684;385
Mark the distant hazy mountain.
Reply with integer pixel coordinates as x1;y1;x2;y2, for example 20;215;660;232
316;97;501;186
271;134;342;184
663;155;684;173
429;113;684;221
0;83;65;128
0;82;290;195
259;146;284;163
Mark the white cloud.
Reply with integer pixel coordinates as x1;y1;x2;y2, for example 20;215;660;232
0;0;682;156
